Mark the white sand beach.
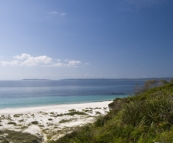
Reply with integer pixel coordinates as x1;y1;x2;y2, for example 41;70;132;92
0;101;112;142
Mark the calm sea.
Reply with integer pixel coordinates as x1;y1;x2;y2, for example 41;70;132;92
0;79;146;109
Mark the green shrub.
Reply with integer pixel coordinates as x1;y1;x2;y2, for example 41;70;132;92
13;114;23;118
31;121;39;125
7;122;17;125
0;130;42;143
59;119;73;123
68;109;76;112
49;81;173;143
65;111;87;116
94;116;105;127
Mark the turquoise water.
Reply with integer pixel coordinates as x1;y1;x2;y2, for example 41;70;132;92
0;94;128;109
0;79;146;109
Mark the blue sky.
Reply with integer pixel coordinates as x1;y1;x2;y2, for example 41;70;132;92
0;0;173;80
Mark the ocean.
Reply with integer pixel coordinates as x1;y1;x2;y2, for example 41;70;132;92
0;79;146;109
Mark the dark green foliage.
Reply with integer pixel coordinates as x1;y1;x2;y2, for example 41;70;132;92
7;122;17;125
94;116;105;127
65;111;87;116
122;94;173;127
48;125;93;143
134;79;158;95
68;109;76;112
108;97;129;110
59;119;74;123
31;121;39;125
0;130;42;143
49;80;173;143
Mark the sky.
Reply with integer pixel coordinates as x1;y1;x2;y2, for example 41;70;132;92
0;0;173;80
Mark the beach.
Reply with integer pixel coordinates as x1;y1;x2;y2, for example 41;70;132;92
0;101;112;142
0;79;134;142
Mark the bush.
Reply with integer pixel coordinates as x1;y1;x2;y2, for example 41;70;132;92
0;130;42;143
121;94;173;127
7;122;17;125
49;81;173;143
31;121;39;125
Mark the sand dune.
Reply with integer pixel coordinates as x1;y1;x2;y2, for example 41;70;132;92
0;101;112;142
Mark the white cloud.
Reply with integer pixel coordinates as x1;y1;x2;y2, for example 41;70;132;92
51;62;64;67
0;54;87;67
1;60;20;66
20;55;52;66
68;60;81;66
1;54;53;66
50;11;66;16
14;53;31;60
50;11;58;15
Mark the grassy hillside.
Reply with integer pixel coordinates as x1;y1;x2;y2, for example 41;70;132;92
49;80;173;143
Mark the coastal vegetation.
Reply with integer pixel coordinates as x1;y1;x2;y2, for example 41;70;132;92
0;79;173;143
0;130;42;143
49;79;173;143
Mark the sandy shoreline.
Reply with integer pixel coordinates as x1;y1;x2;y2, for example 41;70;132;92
0;101;112;142
0;101;112;115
